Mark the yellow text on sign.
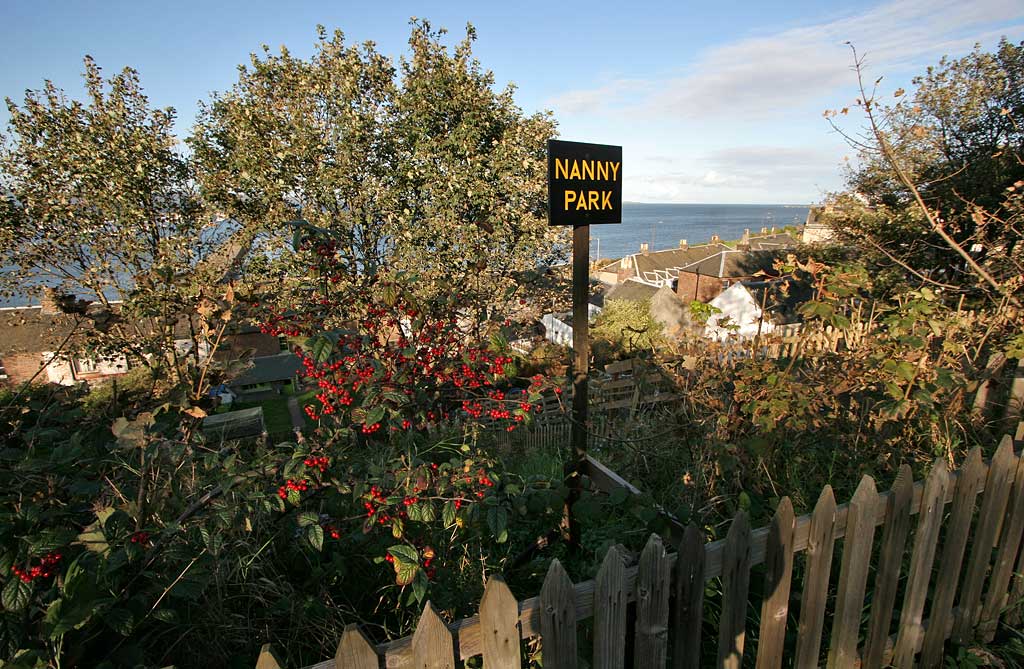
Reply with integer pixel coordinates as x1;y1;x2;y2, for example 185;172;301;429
553;159;620;182
564;190;613;211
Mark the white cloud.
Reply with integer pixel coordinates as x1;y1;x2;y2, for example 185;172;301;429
548;0;1024;120
626;145;847;203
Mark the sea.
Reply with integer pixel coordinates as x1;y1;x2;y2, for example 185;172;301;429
1;204;810;307
590;203;811;261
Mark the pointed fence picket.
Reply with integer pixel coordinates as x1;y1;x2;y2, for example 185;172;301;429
268;430;1024;669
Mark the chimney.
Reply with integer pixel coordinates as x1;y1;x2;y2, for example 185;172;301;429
40;288;61;315
640;243;649;256
738;229;751;251
710;233;721;243
679;239;688;249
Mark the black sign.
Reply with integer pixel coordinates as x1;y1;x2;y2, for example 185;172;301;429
547;139;622;226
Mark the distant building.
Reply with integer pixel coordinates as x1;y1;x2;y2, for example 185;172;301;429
598;231;798;291
675;248;788;304
0;290;287;388
802;207;835;244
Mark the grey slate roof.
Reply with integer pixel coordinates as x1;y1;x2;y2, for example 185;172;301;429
229;353;302;387
603;280;659;303
679;249;787;279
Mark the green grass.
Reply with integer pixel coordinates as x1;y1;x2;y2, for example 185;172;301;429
232;397;294;434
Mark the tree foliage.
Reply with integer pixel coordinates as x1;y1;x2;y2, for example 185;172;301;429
0;57;234;394
824;39;1024;297
190;22;566;319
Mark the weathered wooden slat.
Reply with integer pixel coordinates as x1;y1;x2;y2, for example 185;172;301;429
828;475;880;669
862;464;913;669
954;437;1017;642
540;559;578;669
1006;520;1024;627
794;486;838;669
583;455;643;496
411;602;454;669
257;644;283;669
673;524;705;669
755;497;795;669
634;534;671;669
335;625;378;669
594;546;628;669
718;511;752;669
919;448;986;668
893;459;950;668
978;451;1024;641
479;576;521;669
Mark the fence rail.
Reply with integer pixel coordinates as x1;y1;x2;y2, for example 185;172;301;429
260;429;1024;669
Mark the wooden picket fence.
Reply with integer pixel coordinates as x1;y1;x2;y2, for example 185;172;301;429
257;431;1024;669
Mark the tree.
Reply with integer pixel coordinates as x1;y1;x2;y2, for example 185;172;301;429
824;39;1024;299
0;58;237;401
190;22;566;325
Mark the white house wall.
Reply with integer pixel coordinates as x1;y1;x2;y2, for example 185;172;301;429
704;284;775;341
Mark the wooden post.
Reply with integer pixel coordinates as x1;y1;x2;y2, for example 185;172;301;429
794;486;837;669
540;558;578;669
480;576;521;668
593;545;628;669
955;437;1016;641
411;602;455;669
919;448;985;667
717;511;752;669
634;535;672;669
673;524;705;669
863;465;913;669
563;222;590;550
755;498;795;669
335;625;378;669
893;459;950;668
828;475;879;669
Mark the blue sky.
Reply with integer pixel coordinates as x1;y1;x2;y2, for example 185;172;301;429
2;0;1022;204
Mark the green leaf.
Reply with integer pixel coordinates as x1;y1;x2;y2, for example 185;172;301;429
364;405;386;426
442;500;457;528
2;575;32;612
304;524;324;552
411;570;428;604
296;511;319;527
608;487;630;506
487;507;508;543
104;607;134;636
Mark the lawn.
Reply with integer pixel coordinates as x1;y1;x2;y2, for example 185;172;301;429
232;396;294;435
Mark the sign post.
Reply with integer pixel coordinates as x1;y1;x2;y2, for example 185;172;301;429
547;139;622;547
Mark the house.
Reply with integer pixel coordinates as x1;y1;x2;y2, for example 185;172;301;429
802;207;835;244
596;240;729;287
0;289;287;388
227;352;303;398
704;283;775;341
0;296;130;386
703;278;812;341
596;230;798;290
675;248;789;304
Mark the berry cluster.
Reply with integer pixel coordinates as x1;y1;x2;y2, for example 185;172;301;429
303;455;330;473
11;552;61;583
129;531;150;545
260;279;540;434
277;479;310;499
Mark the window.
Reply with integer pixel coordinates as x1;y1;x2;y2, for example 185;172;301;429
278;335;290;352
74;357;99;374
